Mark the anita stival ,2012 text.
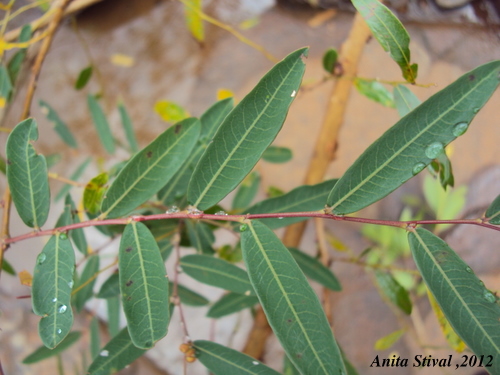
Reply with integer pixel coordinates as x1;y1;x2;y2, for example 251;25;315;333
370;354;494;370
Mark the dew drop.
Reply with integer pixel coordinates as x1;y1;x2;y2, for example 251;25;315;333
68;280;74;288
473;108;480;114
215;210;227;216
465;266;473;273
56;328;62;335
59;233;68;240
425;142;444;159
483;291;496;303
278;217;284;220
58;304;67;314
452;122;469;137
412;162;426;176
291;90;296;98
51;297;58;303
37;253;47;265
187;207;202;215
239;224;248;232
166;206;180;214
252;361;259;365
100;350;109;357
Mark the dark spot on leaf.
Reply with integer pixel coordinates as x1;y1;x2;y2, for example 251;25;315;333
127;296;132;301
469;74;475;81
6;159;12;165
146;151;153;158
126;280;133;287
287;319;293;324
296;353;302;359
125;247;133;252
174;124;182;134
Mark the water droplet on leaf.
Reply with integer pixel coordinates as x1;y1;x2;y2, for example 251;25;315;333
215;210;227;216
68;281;74;288
58;305;67;313
52;297;58;303
59;233;68;240
452;122;469;137
278;217;284;220
412;162;426;176
425;142;444;159
56;328;62;334
252;361;259;365
187;207;202;215
100;350;109;357
465;266;473;273
37;253;46;265
483;291;496;303
291;90;296;97
473;108;480;114
166;206;180;214
239;224;248;232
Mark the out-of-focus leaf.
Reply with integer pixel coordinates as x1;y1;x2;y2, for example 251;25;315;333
0;65;12;107
207;292;259;318
262;146;293;163
118;101;139;153
354;78;395;108
84;172;109;215
322;48;338;73
75;66;93;90
217;88;235;100
32;234;75;348
97;272;120;299
283;354;301;375
45;153;62;168
374;329;404;350
2;258;16;275
74;254;100;312
7;24;31;83
65;194;88;255
0;155;6;174
107;296;120;338
183;0;204;42
88;95;115;154
100;118;200;218
119;222;169;349
188;48;308;210
171;282;210;306
428;152;454;190
110;54;134;67
22;331;81;364
90;317;101;359
6;118;50;228
374;270;412;314
185;220;215;254
327;61;500;214
485;194;500;224
232;171;261;211
55;157;92;202
393;84;420;117
154;100;190;123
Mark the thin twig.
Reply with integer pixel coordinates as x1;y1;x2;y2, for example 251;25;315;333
48;172;86;187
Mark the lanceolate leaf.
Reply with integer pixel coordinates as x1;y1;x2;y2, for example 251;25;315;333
185;220;215;254
75;66;93;90
180;254;254;295
88;95;115;154
101;118;200;218
118;101;139;153
241;221;346;375
374;270;412;315
107;297;121;338
32;234;75;348
194;340;281;375
183;0;204;42
74;254;100;312
0;65;12;107
7;24;31;83
393;84;420;117
87;327;146;375
66;194;88;255
288;247;341;291
352;0;417;83
158;98;233;204
327;61;500;214
354;78;395;108
97;272;120;299
171;282;210;306
262;146;293;163
119;222;169;349
485;194;500;224
188;48;308;210
232;171;261;211
247;179;337;229
408;228;500;367
6;118;50;228
207;292;259;318
22;331;81;364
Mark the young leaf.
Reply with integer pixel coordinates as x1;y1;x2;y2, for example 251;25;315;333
74;254;100;312
6;118;50;228
207;292;259;318
185;220;215;254
485;194;500;224
90;317;101;359
241;221;346;375
327;61;500;214
39;100;78;148
118;101;139;153
55;157;92;202
352;0;417;83
75;66;93;90
22;331;81;364
7;24;32;83
408;228;500;367
232;171;261;211
261;146;293;163
180;254;254;295
32;234;75;348
171;282;210;306
246;179;337;229
154;100;190;123
288;247;341;291
97;272;120;299
374;329;404;350
322;48;338;74
158;98;233;204
354;78;395;108
183;0;204;42
374;270;412;315
101;118;200;218
88;95;115;154
188;48;308;210
84;172;109;215
194;340;281;375
393;84;420;116
87;327;146;375
2;258;16;276
119;222;169;349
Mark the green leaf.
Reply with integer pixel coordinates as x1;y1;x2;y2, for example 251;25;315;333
157;98;233;205
247;179;337;229
408;228;500;366
158;238;174;262
283;355;301;375
241;221;346;375
101;118;200;218
352;0;417;83
75;66;93;90
107;297;120;338
429;152;455;190
322;48;338;74
354;78;395;107
39;100;78;148
1;257;16;275
65;194;88;255
90;317;101;359
6;118;50;228
327;61;500;214
194;340;281;375
97;272;120;299
183;0;205;42
393;84;420;116
119;222;169;349
84;172;109;215
171;282;210;306
32;234;75;348
87;327;146;375
22;331;81;364
88;95;115;154
232;171;261;211
0;154;6;174
340;348;360;375
374;329;404;350
180;254;254;295
7;24;32;83
74;254;100;312
207;292;259;318
288;247;341;291
185;220;215;254
485;194;500;224
261;146;293;163
188;48;308;210
118;101;139;153
374;270;412;314
45;153;62;169
55;157;92;202
0;65;13;107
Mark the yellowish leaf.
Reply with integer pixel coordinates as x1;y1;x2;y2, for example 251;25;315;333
110;53;134;67
216;88;234;101
374;330;404;350
154;101;190;123
19;270;33;287
239;17;260;30
326;231;349;252
183;0;204;42
0;97;6;108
